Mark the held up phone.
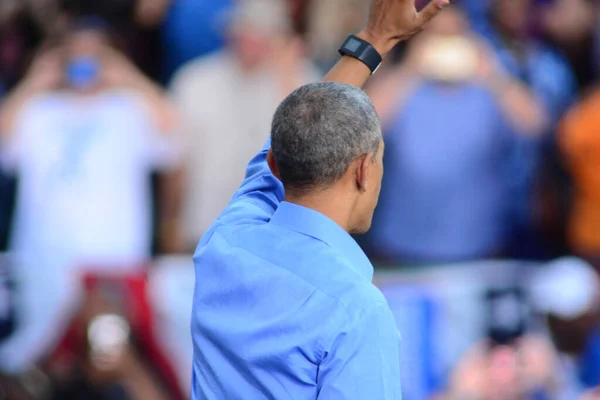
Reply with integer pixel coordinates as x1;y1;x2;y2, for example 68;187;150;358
419;35;480;83
485;286;529;347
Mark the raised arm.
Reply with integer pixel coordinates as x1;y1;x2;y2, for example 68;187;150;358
324;0;449;88
102;48;180;134
0;48;63;139
206;0;449;237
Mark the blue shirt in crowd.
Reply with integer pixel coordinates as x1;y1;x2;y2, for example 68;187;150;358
366;82;512;263
191;140;402;399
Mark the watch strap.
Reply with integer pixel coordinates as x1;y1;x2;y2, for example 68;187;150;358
338;35;383;74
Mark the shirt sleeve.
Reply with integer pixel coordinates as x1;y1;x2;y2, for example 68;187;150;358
317;302;403;400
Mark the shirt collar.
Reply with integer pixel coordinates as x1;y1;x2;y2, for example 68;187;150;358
269;201;373;281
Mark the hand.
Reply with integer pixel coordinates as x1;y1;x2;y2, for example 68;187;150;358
449;341;493;398
101;48;143;88
449;337;561;400
359;0;450;55
516;335;560;389
581;388;600;400
23;47;64;91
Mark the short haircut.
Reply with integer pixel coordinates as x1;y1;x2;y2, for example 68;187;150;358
271;82;381;194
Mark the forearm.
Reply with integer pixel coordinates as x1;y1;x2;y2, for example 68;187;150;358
324;56;374;88
491;78;549;136
0;80;42;137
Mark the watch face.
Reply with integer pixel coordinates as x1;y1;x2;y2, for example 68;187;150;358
345;37;362;53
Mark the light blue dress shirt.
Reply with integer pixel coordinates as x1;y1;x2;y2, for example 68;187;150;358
191;140;402;399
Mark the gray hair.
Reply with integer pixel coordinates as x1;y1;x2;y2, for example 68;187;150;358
271;82;381;193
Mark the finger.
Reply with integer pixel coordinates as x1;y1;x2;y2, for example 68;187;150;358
417;0;450;26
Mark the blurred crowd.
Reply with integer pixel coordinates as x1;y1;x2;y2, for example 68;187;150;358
0;0;599;399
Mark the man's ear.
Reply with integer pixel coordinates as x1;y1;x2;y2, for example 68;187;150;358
267;149;281;180
355;154;371;193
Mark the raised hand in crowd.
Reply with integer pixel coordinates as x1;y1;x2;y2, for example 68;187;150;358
581;388;600;400
0;47;63;136
102;46;179;133
366;7;547;136
324;0;450;87
21;47;64;92
474;38;548;135
447;335;561;400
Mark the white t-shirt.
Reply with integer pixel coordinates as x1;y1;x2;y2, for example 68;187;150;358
0;89;178;372
170;52;320;248
2;89;178;271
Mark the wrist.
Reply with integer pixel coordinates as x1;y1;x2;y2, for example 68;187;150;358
356;31;396;58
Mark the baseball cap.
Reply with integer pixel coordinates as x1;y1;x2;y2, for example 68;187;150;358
530;257;600;320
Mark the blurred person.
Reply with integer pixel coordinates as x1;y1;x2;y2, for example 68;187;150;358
531;257;600;390
60;0;174;81
582;388;600;400
560;91;600;263
362;7;547;264
0;1;46;256
169;0;320;252
446;336;574;400
162;0;313;84
161;0;234;83
0;17;181;395
540;0;599;91
443;279;582;400
481;0;576;120
47;275;174;400
190;0;449;398
480;0;577;259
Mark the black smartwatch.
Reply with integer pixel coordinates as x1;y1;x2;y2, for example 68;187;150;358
338;35;383;75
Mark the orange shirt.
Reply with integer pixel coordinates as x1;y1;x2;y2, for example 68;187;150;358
561;90;600;255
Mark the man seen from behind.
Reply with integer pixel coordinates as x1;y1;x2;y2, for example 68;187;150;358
191;0;449;398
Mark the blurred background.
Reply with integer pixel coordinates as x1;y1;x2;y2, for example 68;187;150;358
0;0;599;399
